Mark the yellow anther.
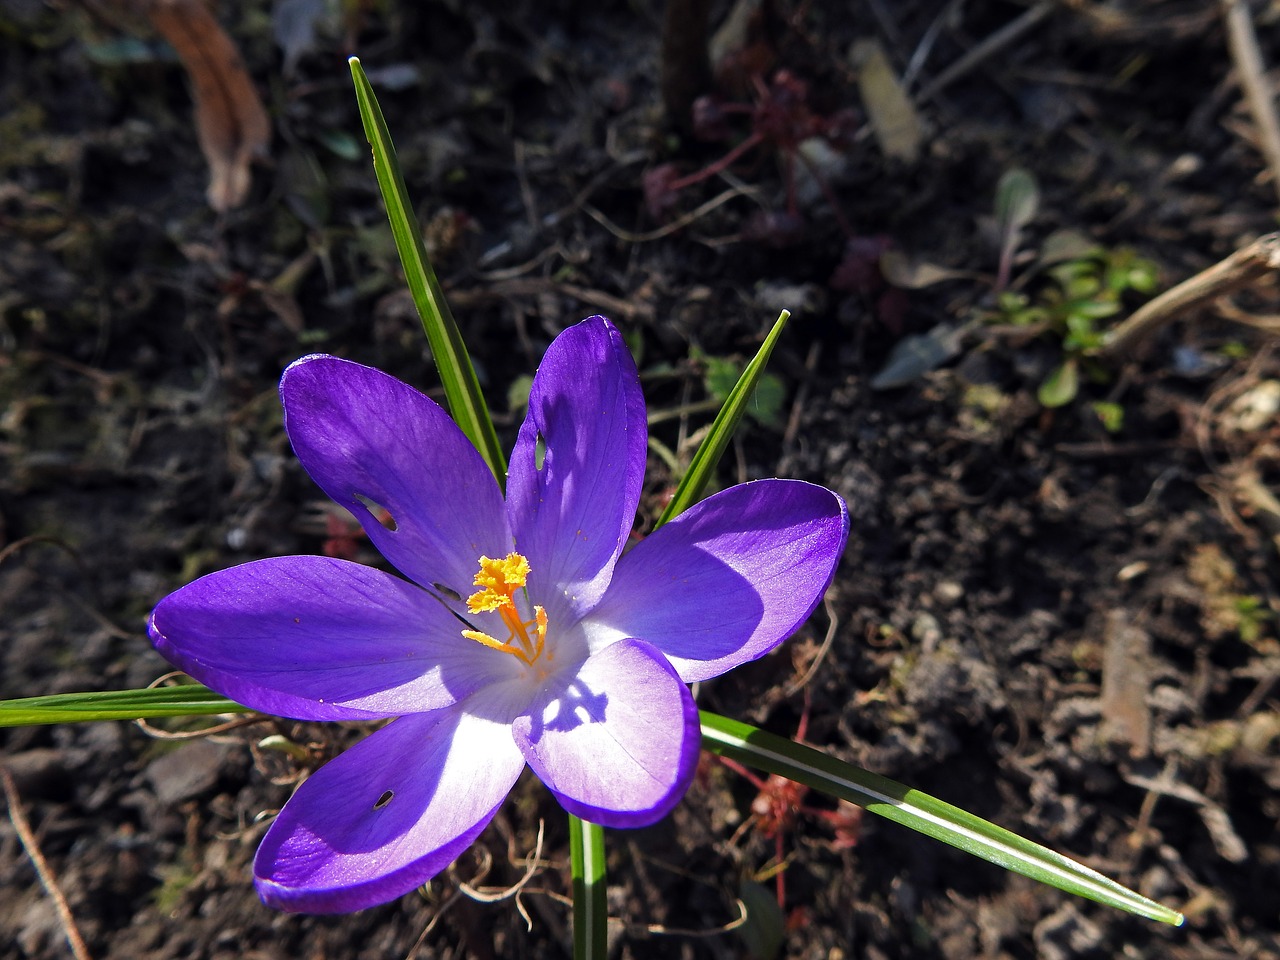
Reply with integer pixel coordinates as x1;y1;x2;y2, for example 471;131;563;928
467;554;530;612
462;553;547;664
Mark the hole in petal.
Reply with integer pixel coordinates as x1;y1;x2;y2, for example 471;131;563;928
535;432;547;471
433;582;463;603
373;789;394;810
353;493;397;531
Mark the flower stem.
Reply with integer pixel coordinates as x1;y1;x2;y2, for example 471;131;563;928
569;815;608;959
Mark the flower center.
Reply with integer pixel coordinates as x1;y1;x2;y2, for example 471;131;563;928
461;553;548;665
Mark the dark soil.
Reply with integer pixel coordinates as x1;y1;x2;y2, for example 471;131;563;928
3;2;1280;958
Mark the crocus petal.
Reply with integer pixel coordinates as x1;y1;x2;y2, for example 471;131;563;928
582;480;848;682
506;317;647;625
255;705;525;913
149;556;515;720
281;356;511;603
512;638;699;828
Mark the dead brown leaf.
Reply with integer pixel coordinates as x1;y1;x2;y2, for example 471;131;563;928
147;0;271;211
1100;609;1151;757
850;37;923;166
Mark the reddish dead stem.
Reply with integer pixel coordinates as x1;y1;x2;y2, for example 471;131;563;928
716;693;864;911
645;68;857;241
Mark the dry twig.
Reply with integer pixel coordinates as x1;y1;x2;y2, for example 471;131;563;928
582;184;760;244
784;597;840;697
2;768;93;960
1099;232;1280;358
1223;0;1280;206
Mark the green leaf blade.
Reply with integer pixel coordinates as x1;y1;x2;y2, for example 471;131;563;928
348;56;506;485
699;711;1184;926
0;685;248;727
656;311;790;528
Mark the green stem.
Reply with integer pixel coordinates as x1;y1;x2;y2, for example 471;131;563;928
569;815;608;958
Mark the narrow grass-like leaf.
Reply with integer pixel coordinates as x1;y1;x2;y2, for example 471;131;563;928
656;311;789;527
569;814;608;960
0;685;247;727
699;711;1184;926
348;56;506;484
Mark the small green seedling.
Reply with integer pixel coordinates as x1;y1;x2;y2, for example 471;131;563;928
872;169;1158;413
994;244;1158;410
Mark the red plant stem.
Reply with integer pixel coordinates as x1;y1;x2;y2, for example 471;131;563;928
668;131;765;193
717;754;768;792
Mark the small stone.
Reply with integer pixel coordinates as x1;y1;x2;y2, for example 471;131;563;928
934;580;964;604
145;740;225;806
0;748;75;798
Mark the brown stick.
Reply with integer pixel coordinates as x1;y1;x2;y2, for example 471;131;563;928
660;0;713;135
146;0;271;212
1222;0;1280;206
2;768;93;960
1098;232;1280;359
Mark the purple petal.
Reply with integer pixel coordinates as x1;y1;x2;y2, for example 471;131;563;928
506;318;647;625
149;556;515;721
255;705;525;913
512;638;699;828
582;480;848;682
281;356;510;603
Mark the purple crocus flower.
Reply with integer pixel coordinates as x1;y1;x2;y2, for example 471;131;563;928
149;316;848;913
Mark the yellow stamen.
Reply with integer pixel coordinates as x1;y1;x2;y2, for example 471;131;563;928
461;553;547;665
